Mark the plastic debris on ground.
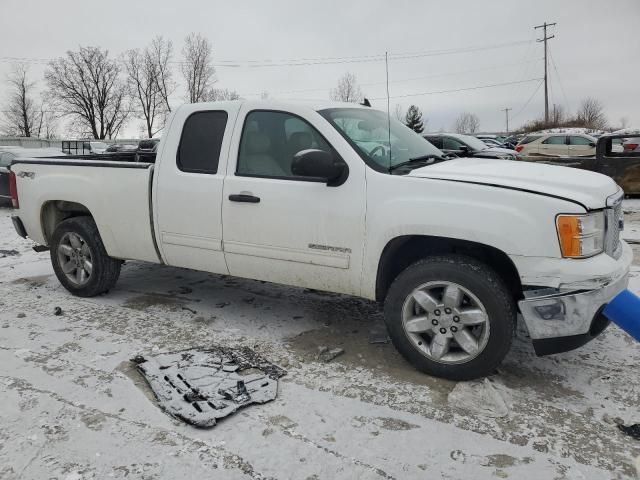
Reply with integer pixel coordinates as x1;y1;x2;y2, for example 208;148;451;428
618;423;640;441
132;346;287;428
316;346;344;362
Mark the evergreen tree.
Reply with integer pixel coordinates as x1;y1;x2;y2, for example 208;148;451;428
404;105;425;133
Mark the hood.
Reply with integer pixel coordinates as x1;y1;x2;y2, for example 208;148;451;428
408;158;618;210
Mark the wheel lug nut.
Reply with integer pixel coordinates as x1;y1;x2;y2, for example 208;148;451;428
434;309;441;316
431;319;438;326
439;328;447;334
445;308;452;314
451;326;458;333
453;316;460;322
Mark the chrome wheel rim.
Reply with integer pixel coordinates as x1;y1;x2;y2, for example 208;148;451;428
401;281;490;364
57;232;93;286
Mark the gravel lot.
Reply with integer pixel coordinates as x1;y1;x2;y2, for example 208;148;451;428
1;203;639;479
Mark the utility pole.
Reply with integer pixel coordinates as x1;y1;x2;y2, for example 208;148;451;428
502;107;512;133
535;21;556;123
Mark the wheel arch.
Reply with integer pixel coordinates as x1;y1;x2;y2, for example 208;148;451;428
375;235;522;303
41;200;94;245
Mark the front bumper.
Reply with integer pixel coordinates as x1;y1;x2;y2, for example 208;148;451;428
518;249;630;355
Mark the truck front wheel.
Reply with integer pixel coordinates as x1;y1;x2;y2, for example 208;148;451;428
50;216;122;297
384;255;515;381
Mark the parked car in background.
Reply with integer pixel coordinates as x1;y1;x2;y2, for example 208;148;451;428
105;144;138;153
515;133;596;157
138;138;160;152
424;133;520;160
0;147;65;205
522;133;640;194
480;138;503;147
81;141;108;155
623;137;640;153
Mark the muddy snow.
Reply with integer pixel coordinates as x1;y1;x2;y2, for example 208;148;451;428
0;204;639;479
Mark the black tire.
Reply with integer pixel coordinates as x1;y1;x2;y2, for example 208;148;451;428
384;255;515;381
50;216;121;297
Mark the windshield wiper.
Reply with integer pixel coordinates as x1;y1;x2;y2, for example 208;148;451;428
388;154;449;173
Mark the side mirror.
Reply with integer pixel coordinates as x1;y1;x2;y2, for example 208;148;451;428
291;149;348;186
458;145;470;153
589;142;596;147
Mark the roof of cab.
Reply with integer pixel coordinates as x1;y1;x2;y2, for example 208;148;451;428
176;99;372;113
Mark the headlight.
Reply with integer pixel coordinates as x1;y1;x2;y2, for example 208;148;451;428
556;212;605;258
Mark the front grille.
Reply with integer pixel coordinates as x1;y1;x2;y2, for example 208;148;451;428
604;190;623;259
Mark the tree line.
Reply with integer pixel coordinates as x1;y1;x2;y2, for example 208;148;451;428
1;33;239;139
2;50;617;139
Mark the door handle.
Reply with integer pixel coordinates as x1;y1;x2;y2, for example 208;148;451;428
229;194;260;203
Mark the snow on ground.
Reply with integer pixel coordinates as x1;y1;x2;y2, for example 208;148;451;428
0;203;639;479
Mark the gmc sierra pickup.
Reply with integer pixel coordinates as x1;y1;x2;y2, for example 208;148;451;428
8;100;632;380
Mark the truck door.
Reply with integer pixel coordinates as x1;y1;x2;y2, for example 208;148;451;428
154;104;239;273
221;106;366;296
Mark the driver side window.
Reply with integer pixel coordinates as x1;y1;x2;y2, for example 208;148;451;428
237;111;332;178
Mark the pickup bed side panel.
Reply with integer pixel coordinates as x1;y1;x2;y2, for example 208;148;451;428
12;162;160;263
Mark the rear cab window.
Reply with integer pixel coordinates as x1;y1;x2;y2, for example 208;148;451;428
177;111;228;174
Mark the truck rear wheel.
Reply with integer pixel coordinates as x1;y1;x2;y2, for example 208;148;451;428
384;255;515;381
50;216;121;297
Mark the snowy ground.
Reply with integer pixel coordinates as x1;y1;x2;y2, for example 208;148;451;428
0;203;639;480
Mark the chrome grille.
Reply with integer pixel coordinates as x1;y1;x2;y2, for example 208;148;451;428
604;190;623;259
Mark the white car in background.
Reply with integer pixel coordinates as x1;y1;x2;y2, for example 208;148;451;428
515;133;596;157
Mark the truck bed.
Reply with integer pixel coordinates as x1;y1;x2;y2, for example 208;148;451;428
10;158;161;264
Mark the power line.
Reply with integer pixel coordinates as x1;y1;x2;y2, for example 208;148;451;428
512;79;544;119
370;78;542;100
0;39;534;69
243;58;541;97
548;47;570;111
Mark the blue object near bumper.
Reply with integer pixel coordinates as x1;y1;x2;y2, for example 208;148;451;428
603;289;640;342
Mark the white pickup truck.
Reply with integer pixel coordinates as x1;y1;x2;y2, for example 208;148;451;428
8;101;631;380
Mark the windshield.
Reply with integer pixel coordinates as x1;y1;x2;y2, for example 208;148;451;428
456;134;489;151
91;142;108;149
319;108;444;171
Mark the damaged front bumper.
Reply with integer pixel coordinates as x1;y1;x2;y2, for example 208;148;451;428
518;245;631;356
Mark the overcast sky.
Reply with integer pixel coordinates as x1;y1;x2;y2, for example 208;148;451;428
1;0;639;137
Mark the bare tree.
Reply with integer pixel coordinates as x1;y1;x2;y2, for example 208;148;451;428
550;104;565;126
330;72;363;103
149;36;175;113
1;64;38;137
45;46;129;139
618;116;629;130
125;47;164;138
181;33;216;103
576;97;607;130
204;88;241;101
453;112;480;134
33;100;59;139
394;104;404;122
